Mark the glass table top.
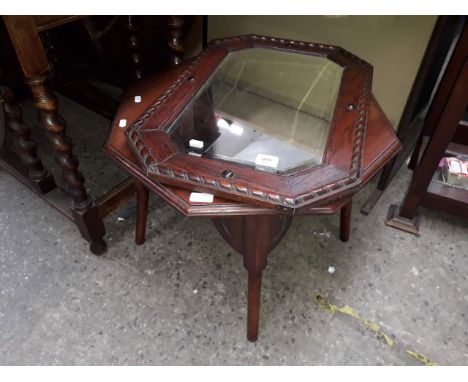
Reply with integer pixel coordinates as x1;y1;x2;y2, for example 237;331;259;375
167;47;344;174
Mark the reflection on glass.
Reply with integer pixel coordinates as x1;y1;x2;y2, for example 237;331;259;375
168;48;343;174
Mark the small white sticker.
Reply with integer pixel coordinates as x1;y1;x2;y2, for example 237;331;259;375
189;139;204;149
328;266;336;274
119;119;127;128
134;95;142;103
255;153;279;168
189;192;214;203
188;152;202;157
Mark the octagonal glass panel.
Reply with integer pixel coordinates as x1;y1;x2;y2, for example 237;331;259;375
167;48;343;174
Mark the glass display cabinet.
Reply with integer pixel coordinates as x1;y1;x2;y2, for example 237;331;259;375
105;35;401;341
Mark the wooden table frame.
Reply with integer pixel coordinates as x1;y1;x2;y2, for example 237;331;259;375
126;35;374;212
104;48;401;341
0;15;185;254
134;180;352;341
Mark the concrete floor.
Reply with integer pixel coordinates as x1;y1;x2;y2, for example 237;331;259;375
0;96;467;365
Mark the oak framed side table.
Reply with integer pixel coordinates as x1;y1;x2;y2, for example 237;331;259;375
104;35;401;341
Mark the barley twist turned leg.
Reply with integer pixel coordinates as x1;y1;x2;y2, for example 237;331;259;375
26;73;106;254
26;73;89;208
124;15;145;80
0;70;55;192
167;16;185;67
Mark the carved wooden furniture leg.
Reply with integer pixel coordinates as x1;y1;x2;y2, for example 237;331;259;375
0;72;56;193
213;215;292;341
26;74;106;254
242;216;271;342
124;15;144;80
339;200;352;242
135;181;149;245
167;16;185;66
3;16;107;254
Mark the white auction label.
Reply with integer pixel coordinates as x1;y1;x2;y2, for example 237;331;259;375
118;119;127;128
189;192;214;203
189;139;204;149
255;153;279;168
134;95;141;103
188;152;202;157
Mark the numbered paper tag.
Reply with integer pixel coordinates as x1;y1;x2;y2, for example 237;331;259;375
255;153;279;169
189;192;214;203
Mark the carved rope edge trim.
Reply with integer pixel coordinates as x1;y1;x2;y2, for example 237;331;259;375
126;34;372;209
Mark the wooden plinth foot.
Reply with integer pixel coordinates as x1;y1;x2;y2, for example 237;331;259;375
71;201;107;255
385;204;421;236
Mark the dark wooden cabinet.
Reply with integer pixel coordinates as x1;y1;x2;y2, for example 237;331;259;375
385;20;468;233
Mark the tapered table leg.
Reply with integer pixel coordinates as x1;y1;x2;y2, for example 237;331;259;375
339;200;352;242
213;214;292;341
135;181;149;245
247;271;262;341
241;216;271;342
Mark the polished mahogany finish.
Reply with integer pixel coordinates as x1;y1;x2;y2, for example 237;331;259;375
135;180;149;246
125;35;374;211
214;215;292;341
105;41;401;341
